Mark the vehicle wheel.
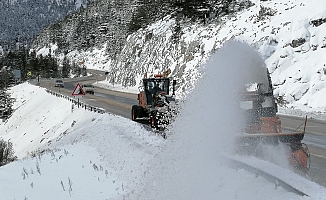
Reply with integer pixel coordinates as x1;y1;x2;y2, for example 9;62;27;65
131;105;138;121
150;111;158;128
137;106;145;118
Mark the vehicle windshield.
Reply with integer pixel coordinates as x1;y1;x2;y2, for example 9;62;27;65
56;80;63;83
143;78;170;106
146;79;169;94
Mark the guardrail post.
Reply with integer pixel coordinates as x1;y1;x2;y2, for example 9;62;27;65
45;89;106;114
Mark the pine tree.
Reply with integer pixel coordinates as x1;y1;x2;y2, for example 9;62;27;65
62;56;71;78
0;66;14;89
0;89;14;119
0;66;14;120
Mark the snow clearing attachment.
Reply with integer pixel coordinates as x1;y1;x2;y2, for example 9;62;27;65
131;70;177;132
237;70;310;172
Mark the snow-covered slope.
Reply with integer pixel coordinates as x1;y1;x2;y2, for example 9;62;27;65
55;0;326;116
0;82;165;199
227;0;326;113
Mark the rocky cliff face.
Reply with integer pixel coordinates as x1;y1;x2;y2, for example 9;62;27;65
63;16;226;98
32;1;252;97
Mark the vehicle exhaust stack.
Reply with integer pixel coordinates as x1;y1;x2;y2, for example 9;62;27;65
172;80;176;96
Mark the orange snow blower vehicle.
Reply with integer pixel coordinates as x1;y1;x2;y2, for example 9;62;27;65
237;70;310;172
131;69;177;131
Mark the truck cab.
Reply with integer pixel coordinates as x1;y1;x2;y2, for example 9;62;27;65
132;73;176;130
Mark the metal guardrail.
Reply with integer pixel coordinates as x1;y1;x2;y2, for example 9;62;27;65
45;89;107;114
227;157;308;197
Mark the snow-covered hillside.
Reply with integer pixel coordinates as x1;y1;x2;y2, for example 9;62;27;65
2;40;326;199
0;82;165;199
229;0;326;113
0;0;90;50
48;0;326;117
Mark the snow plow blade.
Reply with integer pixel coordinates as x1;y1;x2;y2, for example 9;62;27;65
238;132;305;144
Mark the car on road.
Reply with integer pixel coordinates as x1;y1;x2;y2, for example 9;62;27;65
54;79;64;88
81;84;95;94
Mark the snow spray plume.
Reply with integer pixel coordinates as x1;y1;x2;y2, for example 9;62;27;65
131;40;274;199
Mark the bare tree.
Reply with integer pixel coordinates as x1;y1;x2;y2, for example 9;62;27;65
0;139;17;166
